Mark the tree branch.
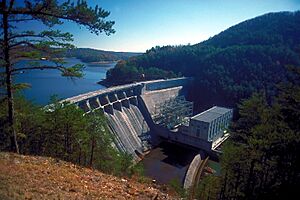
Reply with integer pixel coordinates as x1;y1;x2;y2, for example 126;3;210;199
11;64;83;78
11;65;65;72
8;0;15;12
8;17;34;22
11;10;90;24
8;9;114;35
9;30;73;41
8;34;45;41
9;40;38;48
9;39;72;50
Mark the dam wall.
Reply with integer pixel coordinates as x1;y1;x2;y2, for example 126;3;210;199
141;86;184;115
142;77;192;92
63;77;215;187
63;77;192;160
140;77;192;116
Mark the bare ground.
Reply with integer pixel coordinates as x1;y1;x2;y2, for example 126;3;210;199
0;152;177;200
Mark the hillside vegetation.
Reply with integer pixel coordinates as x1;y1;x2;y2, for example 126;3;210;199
63;48;141;62
105;11;300;111
0;152;174;200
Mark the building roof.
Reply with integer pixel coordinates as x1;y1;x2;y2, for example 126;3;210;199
191;106;232;123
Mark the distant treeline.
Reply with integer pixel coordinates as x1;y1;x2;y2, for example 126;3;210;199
104;11;300;111
61;48;141;63
100;60;179;86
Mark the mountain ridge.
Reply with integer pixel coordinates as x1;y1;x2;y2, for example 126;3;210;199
105;11;300;111
64;48;142;63
200;11;300;48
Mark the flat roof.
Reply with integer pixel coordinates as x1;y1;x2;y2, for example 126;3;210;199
191;106;232;123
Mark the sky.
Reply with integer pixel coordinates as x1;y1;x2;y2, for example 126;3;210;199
18;0;300;52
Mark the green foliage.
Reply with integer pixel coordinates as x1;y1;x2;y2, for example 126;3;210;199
194;175;221;200
169;178;187;198
0;95;45;152
190;59;300;200
42;98;88;161
202;12;300;48
104;11;300;111
0;96;137;177
61;48;141;63
1;0;116;153
61;63;85;77
218;88;300;199
131;162;147;182
105;60;178;86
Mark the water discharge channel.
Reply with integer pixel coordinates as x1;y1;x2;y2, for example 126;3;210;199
142;142;197;184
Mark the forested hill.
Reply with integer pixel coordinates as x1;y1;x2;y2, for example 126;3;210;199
105;11;300;111
201;11;300;48
63;48;141;62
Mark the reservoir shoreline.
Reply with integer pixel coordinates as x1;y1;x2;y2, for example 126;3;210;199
16;58;116;105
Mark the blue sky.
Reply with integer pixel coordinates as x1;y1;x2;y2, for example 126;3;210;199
18;0;300;52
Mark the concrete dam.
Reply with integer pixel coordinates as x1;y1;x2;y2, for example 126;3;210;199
64;77;193;160
64;77;232;189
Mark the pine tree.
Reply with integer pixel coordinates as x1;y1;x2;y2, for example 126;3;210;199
0;0;115;153
219;87;300;199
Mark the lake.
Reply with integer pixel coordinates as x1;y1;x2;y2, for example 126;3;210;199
15;58;116;105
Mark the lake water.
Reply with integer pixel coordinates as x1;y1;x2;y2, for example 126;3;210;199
15;58;116;105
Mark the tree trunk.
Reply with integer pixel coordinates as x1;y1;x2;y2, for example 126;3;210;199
90;137;95;166
2;2;19;154
245;159;256;197
78;145;82;165
233;170;241;200
219;172;228;200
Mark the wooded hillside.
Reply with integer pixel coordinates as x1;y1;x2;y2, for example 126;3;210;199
63;48;141;62
105;11;300;111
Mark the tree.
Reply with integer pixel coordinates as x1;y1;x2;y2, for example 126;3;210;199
42;97;89;162
0;0;115;153
0;95;137;176
217;89;300;199
86;110;112;167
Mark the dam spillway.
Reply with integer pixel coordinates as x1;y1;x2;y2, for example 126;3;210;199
104;105;151;159
63;77;231;188
63;77;192;160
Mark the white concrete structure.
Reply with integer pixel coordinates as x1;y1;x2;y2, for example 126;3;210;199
177;106;233;151
189;106;233;142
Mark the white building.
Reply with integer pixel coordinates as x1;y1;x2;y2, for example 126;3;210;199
178;106;233;150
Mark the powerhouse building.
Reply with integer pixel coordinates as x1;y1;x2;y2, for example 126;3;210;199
190;106;232;142
179;106;233;150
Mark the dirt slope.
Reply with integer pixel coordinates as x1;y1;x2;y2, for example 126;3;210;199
0;152;176;200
